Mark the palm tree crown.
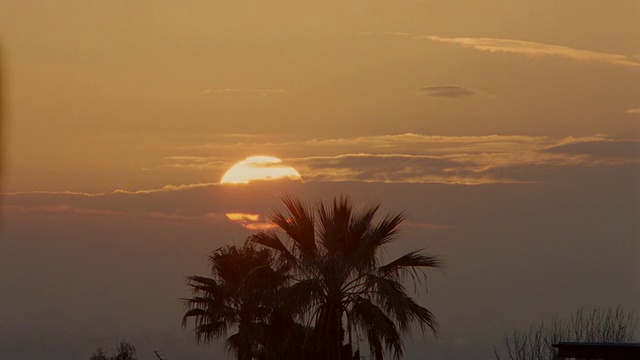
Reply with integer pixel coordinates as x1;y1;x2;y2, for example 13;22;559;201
182;244;287;360
250;195;443;360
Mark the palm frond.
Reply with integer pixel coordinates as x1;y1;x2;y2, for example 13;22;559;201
270;195;317;256
185;275;225;298
280;278;324;316
366;274;438;335
350;212;406;272
241;264;286;295
224;325;264;359
372;213;406;246
181;296;219;309
367;329;385;360
186;275;219;287
248;231;294;260
317;195;354;255
365;274;413;332
346;203;380;256
405;297;438;336
349;297;404;360
193;321;229;344
378;250;443;275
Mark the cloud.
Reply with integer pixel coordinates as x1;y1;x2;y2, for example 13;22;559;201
15;134;624;192
226;213;260;222
627;108;640;115
160;156;228;170
224;213;277;230
292;156;535;185
2;183;218;197
420;86;476;98
424;35;640;67
543;139;640;160
1;190;103;197
382;32;640;67
201;88;285;96
1;180;310;229
289;153;510;185
1;203;228;224
2;204;120;215
111;183;215;195
161;133;639;186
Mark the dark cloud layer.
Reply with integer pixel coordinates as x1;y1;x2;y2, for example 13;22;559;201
543;139;640;159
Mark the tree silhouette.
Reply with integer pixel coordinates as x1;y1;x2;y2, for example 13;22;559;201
90;348;108;360
89;341;137;360
250;195;443;360
494;306;639;360
113;341;137;360
182;244;288;360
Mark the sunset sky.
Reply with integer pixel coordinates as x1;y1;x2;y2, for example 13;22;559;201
1;1;639;359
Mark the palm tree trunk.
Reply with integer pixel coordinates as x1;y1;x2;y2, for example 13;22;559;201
315;303;344;360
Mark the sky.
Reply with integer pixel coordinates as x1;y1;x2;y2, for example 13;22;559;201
1;1;639;359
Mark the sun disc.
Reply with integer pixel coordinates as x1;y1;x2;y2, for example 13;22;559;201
220;156;302;184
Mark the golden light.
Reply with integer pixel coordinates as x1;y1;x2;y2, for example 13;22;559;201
225;212;277;230
220;156;302;184
225;213;260;221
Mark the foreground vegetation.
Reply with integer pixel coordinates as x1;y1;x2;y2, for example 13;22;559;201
90;341;137;360
182;196;443;360
494;306;638;360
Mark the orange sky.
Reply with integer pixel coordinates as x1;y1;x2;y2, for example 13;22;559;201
0;1;638;359
1;0;639;192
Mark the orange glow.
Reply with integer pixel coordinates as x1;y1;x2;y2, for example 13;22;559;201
220;156;302;184
224;212;277;230
242;222;278;230
225;213;260;221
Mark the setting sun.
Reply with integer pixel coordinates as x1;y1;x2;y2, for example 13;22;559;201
220;156;302;184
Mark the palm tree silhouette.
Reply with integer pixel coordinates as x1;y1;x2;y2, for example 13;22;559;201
182;244;288;360
250;195;443;360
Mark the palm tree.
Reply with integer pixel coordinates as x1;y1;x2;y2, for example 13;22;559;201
182;244;287;360
250;195;443;360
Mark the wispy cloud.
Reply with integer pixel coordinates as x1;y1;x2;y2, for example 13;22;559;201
11;134;629;193
165;133;639;186
627;108;640;114
112;183;215;195
543;138;640;160
420;85;476;98
161;156;228;170
381;32;640;67
201;88;285;96
2;183;217;197
425;35;640;67
2;203;228;224
2;204;123;216
1;190;104;197
4;134;637;230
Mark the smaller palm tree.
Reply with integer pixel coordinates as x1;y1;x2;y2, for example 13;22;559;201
182;244;287;360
